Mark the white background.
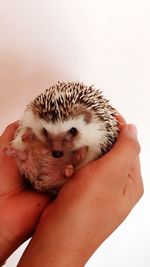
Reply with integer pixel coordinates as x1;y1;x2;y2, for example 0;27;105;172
0;0;150;266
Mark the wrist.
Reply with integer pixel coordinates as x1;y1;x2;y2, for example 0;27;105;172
17;215;87;267
0;221;16;264
0;208;21;264
0;228;10;264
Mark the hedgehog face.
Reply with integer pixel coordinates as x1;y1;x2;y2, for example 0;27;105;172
39;110;100;158
19;107;104;159
41;125;79;158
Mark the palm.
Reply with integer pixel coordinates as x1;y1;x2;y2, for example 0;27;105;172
0;123;50;254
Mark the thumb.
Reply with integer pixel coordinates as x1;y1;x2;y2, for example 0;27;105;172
91;124;141;178
0;122;19;146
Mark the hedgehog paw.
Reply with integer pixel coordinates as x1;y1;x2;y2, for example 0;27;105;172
64;164;74;177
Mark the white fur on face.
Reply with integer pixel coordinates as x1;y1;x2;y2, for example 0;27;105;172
41;115;109;164
12;108;109;164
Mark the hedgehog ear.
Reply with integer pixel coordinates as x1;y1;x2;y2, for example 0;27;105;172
83;111;92;124
75;109;92;124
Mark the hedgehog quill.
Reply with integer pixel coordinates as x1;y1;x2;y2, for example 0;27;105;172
5;82;119;195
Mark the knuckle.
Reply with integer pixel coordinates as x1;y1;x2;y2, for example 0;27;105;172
134;140;141;155
134;176;144;201
128;134;141;155
138;179;144;198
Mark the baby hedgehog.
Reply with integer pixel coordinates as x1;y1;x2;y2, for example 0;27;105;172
5;81;119;195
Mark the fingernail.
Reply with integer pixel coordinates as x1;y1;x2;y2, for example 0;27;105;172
127;124;138;136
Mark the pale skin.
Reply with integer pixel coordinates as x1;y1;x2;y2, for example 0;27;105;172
0;117;143;267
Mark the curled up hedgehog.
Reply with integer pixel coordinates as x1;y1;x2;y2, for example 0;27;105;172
5;82;119;196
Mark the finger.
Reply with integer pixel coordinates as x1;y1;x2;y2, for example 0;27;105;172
90;124;140;180
0;122;19;145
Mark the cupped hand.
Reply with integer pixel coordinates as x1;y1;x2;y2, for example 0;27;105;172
0;123;50;263
18;123;143;267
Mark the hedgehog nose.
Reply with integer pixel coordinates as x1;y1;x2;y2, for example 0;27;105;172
52;150;64;158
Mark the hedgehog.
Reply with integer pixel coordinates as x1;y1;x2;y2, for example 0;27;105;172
5;81;119;195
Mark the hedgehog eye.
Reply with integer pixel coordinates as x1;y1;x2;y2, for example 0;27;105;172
43;128;48;136
68;127;78;135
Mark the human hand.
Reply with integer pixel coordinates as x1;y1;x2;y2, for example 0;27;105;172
0;123;50;264
18;123;143;267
